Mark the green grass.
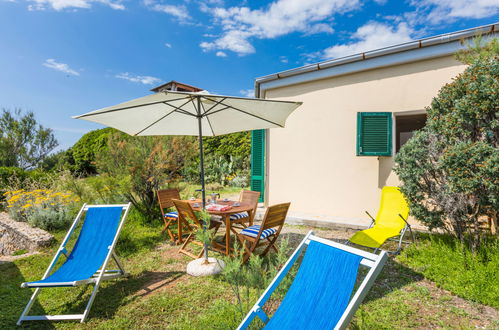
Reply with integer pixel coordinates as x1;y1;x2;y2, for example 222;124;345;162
397;233;499;309
13;249;28;256
1;214;496;329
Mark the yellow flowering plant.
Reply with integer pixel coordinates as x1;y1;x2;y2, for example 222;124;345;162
4;189;80;229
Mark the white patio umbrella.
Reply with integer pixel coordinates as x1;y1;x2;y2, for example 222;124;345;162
74;90;302;262
74;90;301;205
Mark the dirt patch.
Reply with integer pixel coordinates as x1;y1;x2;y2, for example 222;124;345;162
408;279;498;329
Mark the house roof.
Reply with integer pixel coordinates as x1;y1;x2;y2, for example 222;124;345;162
255;23;498;97
151;80;203;93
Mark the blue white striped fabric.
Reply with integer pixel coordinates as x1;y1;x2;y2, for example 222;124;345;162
164;211;178;218
230;212;248;220
241;225;276;239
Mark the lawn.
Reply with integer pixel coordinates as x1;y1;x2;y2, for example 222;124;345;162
1;216;497;329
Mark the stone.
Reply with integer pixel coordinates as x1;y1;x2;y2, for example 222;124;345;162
186;257;225;277
0;212;54;255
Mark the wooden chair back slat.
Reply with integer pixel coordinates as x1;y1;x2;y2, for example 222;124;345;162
157;189;181;211
240;190;260;222
172;199;201;228
261;203;290;230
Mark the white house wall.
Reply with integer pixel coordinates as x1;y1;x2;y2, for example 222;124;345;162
262;55;466;225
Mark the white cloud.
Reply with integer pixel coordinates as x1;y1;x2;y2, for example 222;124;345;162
164;42;172;48
144;0;190;21
28;0;124;11
239;89;254;98
215;51;227;57
411;0;499;24
200;0;360;56
116;72;162;85
322;22;413;59
43;59;80;76
373;0;387;5
279;56;288;63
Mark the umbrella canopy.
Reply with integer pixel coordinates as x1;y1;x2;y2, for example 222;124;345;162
74;91;302;136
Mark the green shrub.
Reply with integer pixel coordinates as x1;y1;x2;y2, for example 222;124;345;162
4;188;79;230
394;38;498;251
96;133;197;221
27;206;73;230
65;127;118;175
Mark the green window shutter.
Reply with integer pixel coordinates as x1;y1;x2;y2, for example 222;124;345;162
357;112;392;156
251;129;265;202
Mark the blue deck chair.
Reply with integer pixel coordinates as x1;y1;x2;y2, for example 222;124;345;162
17;203;131;325
238;231;388;330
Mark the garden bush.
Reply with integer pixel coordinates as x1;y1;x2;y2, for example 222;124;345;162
394;38;498;251
65;127;118;175
96;132;198;221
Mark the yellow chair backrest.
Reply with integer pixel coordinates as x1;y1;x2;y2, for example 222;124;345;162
375;187;409;230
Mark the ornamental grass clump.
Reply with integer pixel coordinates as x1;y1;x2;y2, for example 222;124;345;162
4;189;79;230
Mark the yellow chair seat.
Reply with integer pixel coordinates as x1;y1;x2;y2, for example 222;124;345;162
349;186;410;250
349;225;403;249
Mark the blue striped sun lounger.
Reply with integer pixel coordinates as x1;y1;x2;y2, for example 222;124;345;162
17;203;131;325
238;231;388;330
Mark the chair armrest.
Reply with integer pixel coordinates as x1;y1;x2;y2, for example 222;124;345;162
398;214;411;227
365;211;376;227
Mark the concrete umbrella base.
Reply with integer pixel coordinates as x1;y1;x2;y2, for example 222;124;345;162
186;257;225;277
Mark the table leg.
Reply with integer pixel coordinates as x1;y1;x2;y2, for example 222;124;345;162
225;215;231;256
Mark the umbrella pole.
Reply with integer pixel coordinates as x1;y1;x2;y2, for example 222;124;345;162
197;117;206;208
197;99;209;263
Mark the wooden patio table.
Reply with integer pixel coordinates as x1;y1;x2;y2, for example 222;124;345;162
185;199;253;256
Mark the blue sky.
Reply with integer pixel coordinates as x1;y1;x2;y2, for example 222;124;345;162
1;0;498;150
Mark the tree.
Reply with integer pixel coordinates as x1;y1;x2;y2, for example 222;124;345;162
65;127;117;175
96;133;197;220
203;131;251;160
0;108;58;170
394;38;498;252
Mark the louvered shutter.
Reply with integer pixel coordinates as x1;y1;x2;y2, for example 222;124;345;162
357;112;392;156
251;129;265;202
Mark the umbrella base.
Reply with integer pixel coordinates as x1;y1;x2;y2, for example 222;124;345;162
186;258;225;277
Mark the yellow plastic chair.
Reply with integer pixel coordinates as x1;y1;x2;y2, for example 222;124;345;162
349;186;414;254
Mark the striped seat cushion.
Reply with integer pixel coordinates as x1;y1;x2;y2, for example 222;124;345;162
164;211;178;218
241;225;277;239
230;212;249;220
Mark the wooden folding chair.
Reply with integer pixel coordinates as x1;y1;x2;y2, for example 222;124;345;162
237;202;290;263
230;190;260;232
172;199;222;259
157;189;190;244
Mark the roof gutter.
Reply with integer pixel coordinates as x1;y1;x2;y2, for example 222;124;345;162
255;23;498;98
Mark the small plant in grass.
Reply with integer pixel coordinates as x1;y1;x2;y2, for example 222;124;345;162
12;249;27;256
194;209;218;264
222;238;290;318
